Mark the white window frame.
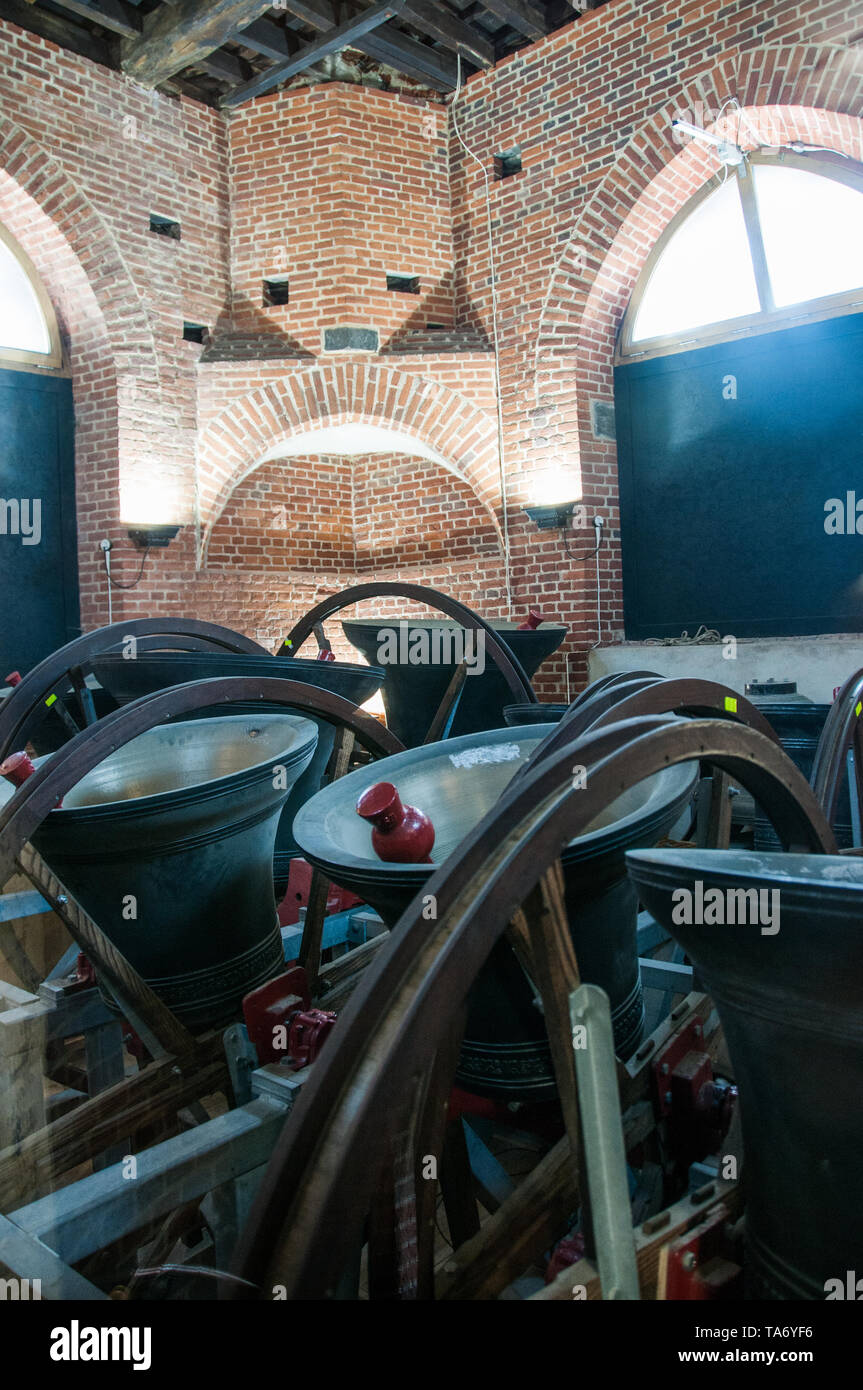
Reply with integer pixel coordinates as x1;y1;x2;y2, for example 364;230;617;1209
0;222;64;373
617;151;863;363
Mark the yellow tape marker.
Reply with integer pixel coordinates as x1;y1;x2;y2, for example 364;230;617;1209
724;696;738;713
45;693;57;708
856;701;862;718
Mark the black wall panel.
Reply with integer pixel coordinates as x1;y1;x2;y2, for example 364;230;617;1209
0;367;79;676
614;313;863;639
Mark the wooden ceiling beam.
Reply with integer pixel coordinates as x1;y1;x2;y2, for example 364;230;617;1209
220;0;405;105
354;26;457;88
265;0;336;33
479;0;546;40
401;0;493;66
236;15;294;61
1;0;116;64
121;0;275;86
45;0;141;40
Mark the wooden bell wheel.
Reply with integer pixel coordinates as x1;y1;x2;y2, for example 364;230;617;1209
281;582;538;742
0;617;268;762
0;677;404;1218
231;714;835;1300
810;666;863;843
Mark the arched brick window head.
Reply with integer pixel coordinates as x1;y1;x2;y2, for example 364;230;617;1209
619;152;863;361
0;221;63;371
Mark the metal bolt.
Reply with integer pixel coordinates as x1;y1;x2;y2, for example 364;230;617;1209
681;1251;697;1272
665;1090;673;1105
661;1062;669;1075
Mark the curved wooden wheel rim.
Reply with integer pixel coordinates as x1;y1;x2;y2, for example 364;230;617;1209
0;618;268;761
811;667;863;833
232;714;835;1299
0;676;404;883
279;582;538;706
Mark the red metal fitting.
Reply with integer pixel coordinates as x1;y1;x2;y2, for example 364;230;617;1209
287;1008;337;1069
4;671;22;687
242;966;310;1065
277;857;363;926
518;607;547;630
356;781;435;863
0;750;35;787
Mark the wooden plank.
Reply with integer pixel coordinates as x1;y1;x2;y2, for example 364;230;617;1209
220;0;405;105
354;25;457;88
236;14;293;59
0;0;115;65
199;47;250;82
479;0;546;39
268;0;336;32
41;0;141;40
402;0;494;66
121;0;274;86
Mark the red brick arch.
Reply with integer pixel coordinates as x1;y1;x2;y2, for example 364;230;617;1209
534;42;863;436
0;115;167;626
197;363;503;561
0;115;160;394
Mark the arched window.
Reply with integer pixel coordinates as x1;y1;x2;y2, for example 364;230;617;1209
618;153;863;359
0;222;63;370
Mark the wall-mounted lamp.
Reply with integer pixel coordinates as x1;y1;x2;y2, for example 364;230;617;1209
524;502;576;531
127;524;180;551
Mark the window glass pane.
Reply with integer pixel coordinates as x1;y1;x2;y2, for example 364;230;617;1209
754;164;863;308
0;234;52;355
631;178;761;342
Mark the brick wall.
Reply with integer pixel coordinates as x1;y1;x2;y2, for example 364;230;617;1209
1;2;862;704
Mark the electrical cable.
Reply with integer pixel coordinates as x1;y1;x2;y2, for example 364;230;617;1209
451;55;513;617
102;544;151;590
562;527;602;563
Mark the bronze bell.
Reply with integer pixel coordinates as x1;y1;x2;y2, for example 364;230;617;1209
9;714;318;1031
90;650;385;887
294;725;696;1097
341;618;566;746
626;845;863;1299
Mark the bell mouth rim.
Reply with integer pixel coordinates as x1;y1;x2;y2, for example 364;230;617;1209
30;713;319;819
91;652;386;678
627;846;863;901
341;618;568;636
294;724;695;882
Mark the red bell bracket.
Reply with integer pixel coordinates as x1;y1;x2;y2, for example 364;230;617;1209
242;966;310;1066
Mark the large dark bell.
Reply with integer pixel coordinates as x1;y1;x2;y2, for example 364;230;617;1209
91;650;385;883
294;725;696;1098
626;846;863;1300
341;619;566;747
20;714;318;1031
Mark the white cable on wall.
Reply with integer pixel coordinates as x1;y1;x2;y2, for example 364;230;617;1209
450;55;513;617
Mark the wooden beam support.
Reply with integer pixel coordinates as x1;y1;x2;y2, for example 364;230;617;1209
220;0;405;106
0;0;115;66
121;0;275;87
236;15;293;60
354;25;458;89
47;0;141;39
480;0;546;40
402;0;493;66
267;0;336;32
